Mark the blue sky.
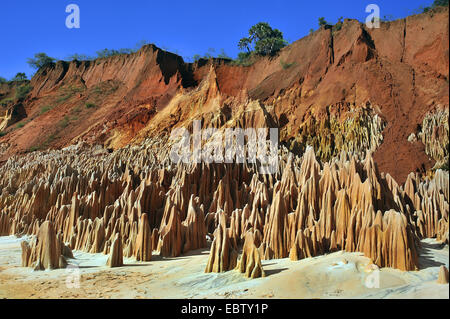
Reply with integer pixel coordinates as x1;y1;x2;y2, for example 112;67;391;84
0;0;435;79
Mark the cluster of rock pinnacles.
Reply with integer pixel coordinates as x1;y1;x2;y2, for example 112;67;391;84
0;142;448;281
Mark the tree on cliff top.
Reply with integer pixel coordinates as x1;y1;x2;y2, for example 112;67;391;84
433;0;449;7
423;0;449;12
27;53;56;70
11;72;27;81
318;17;329;27
238;22;287;57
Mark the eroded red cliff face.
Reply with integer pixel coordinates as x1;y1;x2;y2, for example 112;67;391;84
0;8;448;183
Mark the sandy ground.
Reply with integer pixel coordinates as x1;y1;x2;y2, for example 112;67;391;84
0;236;448;299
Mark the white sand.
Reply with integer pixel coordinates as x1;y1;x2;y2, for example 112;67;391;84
0;236;448;299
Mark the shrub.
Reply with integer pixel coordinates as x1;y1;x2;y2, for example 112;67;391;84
217;49;231;59
56;85;84;104
27;53;56;70
318;17;329;27
0;97;15;106
424;0;449;11
15;84;32;101
59;116;70;129
0;77;7;84
72;105;82;114
67;53;94;61
11;73;27;82
16;123;25;129
280;60;295;69
40;105;53;114
334;17;344;32
96;48;131;58
0;131;7;137
85;102;97;109
57;94;72;103
232;52;255;66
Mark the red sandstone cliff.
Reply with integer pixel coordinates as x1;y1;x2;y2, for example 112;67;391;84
0;8;448;183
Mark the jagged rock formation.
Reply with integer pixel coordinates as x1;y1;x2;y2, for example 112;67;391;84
1;137;446;275
135;213;152;261
417;109;449;169
20;221;70;270
285;105;386;162
437;265;449;284
107;233;123;267
205;213;238;273
236;231;265;278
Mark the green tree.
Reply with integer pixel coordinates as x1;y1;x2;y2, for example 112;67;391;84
0;76;7;83
217;49;231;59
423;0;448;12
27;53;56;70
318;17;328;27
67;53;93;61
11;72;27;81
238;37;252;53
238;22;287;56
433;0;449;6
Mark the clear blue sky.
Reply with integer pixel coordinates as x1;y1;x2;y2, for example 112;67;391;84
0;0;434;79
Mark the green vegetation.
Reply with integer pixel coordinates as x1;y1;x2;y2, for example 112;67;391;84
15;84;32;101
318;17;329;27
85;102;97;109
232;52;255;66
280;60;296;69
56;94;72;103
92;82;119;95
27;53;56;70
40;105;53;115
16;122;25;129
0;97;15;106
27;146;39;153
232;22;287;66
0;77;7;84
58;116;70;129
334;17;344;31
11;72;27;82
190;48;231;62
238;22;287;57
72;105;82;114
0;131;7;137
56;85;84;104
67;40;152;62
96;48;133;58
424;0;449;12
67;53;94;61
